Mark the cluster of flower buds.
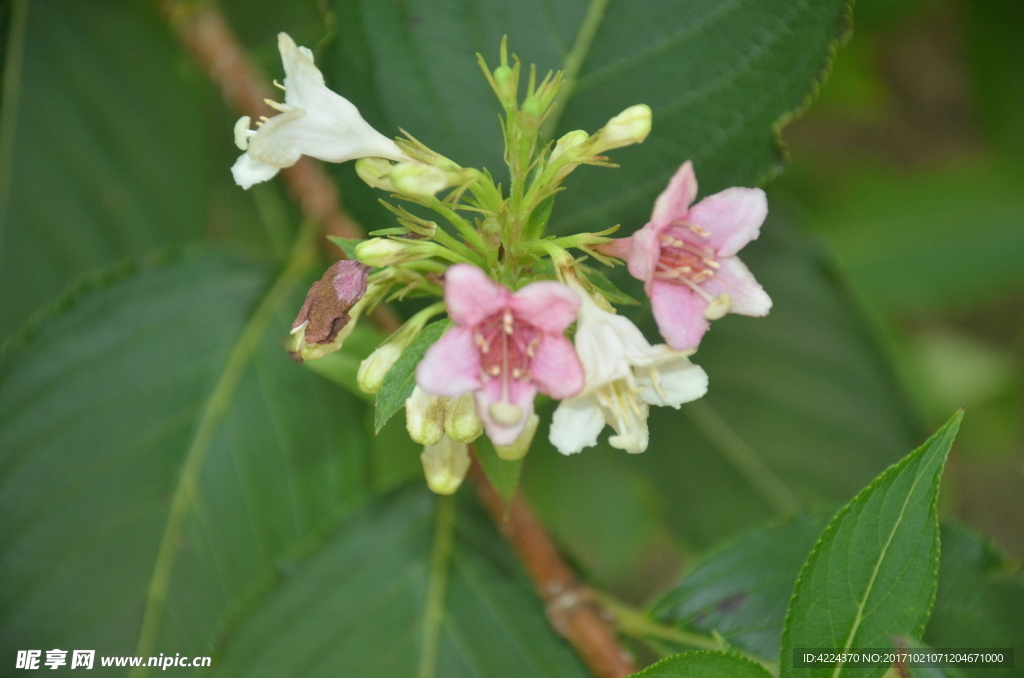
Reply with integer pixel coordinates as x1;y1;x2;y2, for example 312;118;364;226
236;34;771;494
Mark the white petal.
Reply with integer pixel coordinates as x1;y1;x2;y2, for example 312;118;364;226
573;293;652;388
231;152;280;189
549;395;605;455
635;353;708;408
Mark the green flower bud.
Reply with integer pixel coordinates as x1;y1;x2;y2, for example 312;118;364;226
493;65;515;106
389;162;473;200
420;435;471;495
355;157;396;191
406;386;446;446
549;130;590;181
591;104;652;154
357;308;437;394
520;95;545;127
493;412;539;460
444;393;483;443
550;130;589;163
354;237;437;267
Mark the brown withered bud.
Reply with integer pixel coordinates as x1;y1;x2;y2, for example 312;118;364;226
289;260;370;361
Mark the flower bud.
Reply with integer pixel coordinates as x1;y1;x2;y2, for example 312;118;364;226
406;386;446;446
420;435;471;495
520;95;545;128
357;311;434;394
493;65;515;106
354;237;438;267
444;393;483;443
590;104;652;154
493;412;539;460
389;162;471;200
550;130;589;163
355;157;396;191
288;260;371;362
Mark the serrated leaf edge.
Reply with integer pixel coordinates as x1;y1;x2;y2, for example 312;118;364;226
778;411;962;677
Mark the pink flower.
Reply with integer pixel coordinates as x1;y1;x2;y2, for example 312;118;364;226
605;161;772;351
416;264;584;446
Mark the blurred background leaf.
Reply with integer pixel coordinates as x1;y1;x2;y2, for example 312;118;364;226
209;488;591;678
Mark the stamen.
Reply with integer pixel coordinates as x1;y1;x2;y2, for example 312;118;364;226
677;277;716;303
648;367;668;399
273;79;286;91
688;223;711;238
264;98;289;113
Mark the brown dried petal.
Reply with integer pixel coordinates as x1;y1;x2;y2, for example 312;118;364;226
292;260;370;344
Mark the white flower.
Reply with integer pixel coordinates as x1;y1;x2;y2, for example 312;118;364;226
549;290;708;455
232;33;408;189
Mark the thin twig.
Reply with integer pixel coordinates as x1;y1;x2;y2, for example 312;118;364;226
469;457;637;678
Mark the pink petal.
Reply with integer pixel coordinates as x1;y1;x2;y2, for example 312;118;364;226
627;221;666;284
650;280;709;351
475;377;537;446
701;256;772;316
444;264;509;327
509;281;580;333
416;326;481;397
687;187;767;257
650;161;698;226
529;335;584;400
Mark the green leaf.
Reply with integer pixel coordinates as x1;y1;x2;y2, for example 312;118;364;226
923;524;1024;678
779;412;963;678
584;266;641;306
0;249;373;669
374;319;448;433
0;0;208;342
209;485;591;678
649;518;1024;671
326;235;363;261
628;651;773;678
651;512;829;659
473;435;524;505
324;0;852;235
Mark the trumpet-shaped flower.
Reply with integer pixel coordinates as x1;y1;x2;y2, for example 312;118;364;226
416;264;584;446
549;291;708;455
602;161;771;351
232;33;407;189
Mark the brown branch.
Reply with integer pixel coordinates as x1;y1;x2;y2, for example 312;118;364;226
469;458;637;678
164;2;400;333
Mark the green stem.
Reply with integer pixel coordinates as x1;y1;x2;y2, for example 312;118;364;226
539;0;610;140
418;495;457;678
430;224;478;262
600;596;779;675
431;201;486;253
131;220;319;676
